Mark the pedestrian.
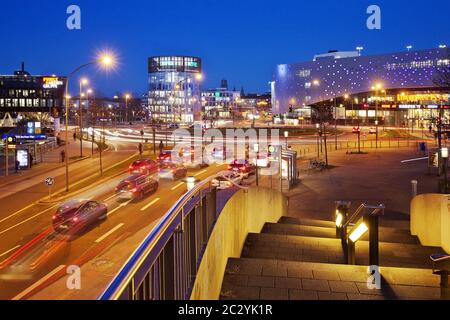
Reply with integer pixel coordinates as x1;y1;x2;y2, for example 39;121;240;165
429;125;433;134
61;150;66;163
15;160;20;173
138;143;144;156
73;132;77;142
29;154;33;168
159;140;164;153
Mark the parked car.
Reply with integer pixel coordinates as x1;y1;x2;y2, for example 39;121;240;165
228;159;256;178
211;172;243;190
158;162;188;181
52;200;107;233
168;123;180;129
116;174;159;201
128;159;159;175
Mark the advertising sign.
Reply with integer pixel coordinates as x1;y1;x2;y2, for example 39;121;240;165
17;150;29;168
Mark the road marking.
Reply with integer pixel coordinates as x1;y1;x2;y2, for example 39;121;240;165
104;194;117;202
0;205;58;236
401;157;428;163
140;198;161;212
194;170;208;177
171;182;184;191
95;223;124;244
12;264;66;300
107;200;132;217
0;245;21;259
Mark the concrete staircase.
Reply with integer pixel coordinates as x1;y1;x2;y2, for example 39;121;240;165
220;216;447;300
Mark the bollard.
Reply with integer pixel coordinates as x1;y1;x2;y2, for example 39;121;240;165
411;180;418;198
439;271;450;300
347;240;356;265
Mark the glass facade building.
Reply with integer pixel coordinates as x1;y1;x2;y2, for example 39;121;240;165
148;56;202;124
272;48;450;126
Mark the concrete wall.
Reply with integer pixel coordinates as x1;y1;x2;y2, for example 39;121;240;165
190;187;287;300
411;193;450;253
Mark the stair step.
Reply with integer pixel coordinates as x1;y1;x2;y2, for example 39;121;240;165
278;217;412;235
243;233;443;269
263;223;419;245
221;258;441;300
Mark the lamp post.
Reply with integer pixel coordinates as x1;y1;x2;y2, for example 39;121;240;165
442;147;448;193
316;123;320;158
284;131;289;149
125;94;131;124
79;78;88;157
63;53;115;192
372;83;382;150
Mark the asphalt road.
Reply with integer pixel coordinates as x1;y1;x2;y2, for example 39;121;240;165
0;160;229;300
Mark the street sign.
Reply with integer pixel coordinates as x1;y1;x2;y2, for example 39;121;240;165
45;177;55;187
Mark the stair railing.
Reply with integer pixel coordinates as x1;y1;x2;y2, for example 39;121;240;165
337;203;385;265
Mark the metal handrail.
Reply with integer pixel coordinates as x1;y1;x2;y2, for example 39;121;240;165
342;203;366;229
99;171;247;300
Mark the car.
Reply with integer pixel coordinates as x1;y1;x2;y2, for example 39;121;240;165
157;151;172;162
52;200;107;233
116;174;159;201
211;172;243;190
369;127;377;134
352;126;361;134
158;162;188;181
168;123;180;129
128;159;159;175
228;159;256;178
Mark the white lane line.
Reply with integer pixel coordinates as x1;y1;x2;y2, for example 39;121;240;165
12;265;66;300
104;194;117;202
107;200;132;217
401;157;428;163
171;183;184;191
95;223;124;244
0;205;58;236
0;245;21;259
194;170;208;177
140;198;161;212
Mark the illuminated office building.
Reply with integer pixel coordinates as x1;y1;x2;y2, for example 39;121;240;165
148;56;202;124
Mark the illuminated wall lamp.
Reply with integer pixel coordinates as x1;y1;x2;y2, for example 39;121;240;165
335;212;344;228
349;222;369;243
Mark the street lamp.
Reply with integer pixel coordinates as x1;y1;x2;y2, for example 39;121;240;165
406;45;413;51
284;131;289;149
442;147;449;193
79;78;89;157
63;53;116;192
125;94;131;124
371;83;383;149
356;46;364;56
316;123;321;158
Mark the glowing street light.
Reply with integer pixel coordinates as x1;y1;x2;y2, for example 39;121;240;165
406;45;413;51
63;52;116;192
356;46;364;56
439;44;447;49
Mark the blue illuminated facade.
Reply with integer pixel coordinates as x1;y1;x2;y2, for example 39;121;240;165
272;48;450;125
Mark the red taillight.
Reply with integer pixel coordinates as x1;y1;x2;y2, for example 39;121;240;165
240;167;246;172
73;217;79;222
228;165;232;170
52;215;57;220
131;188;137;193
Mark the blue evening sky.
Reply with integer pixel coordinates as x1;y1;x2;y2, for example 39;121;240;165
0;0;448;97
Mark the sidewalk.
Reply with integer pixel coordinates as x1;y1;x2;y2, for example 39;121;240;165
0;134;94;188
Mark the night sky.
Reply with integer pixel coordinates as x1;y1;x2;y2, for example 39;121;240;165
0;0;448;97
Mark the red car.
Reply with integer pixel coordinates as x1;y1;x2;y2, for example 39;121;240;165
52;200;107;234
157;151;172;162
129;159;159;175
228;159;256;178
352;127;361;134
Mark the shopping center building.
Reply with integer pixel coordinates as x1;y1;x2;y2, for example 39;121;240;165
148;56;203;124
272;47;450;127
